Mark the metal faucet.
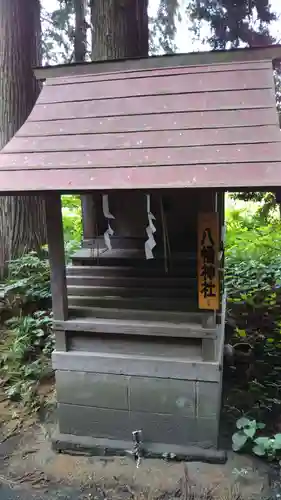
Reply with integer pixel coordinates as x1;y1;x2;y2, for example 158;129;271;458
132;430;143;468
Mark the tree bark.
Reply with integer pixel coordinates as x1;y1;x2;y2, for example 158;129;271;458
74;0;87;62
85;0;149;249
0;0;46;277
73;0;94;246
91;0;148;60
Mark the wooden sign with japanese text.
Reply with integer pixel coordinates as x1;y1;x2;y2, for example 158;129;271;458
197;212;220;310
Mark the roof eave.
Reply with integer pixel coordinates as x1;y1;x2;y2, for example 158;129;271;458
34;44;281;81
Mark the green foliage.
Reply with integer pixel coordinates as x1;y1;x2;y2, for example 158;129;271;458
232;417;265;451
253;434;281;458
42;0;91;64
2;195;82;305
232;417;281;462
187;0;276;49
41;1;75;64
41;0;279;70
0;311;54;411
0;194;82;412
229;192;280;222
224;204;281;434
4;251;51;303
226;212;281;298
62;194;82;244
150;0;179;54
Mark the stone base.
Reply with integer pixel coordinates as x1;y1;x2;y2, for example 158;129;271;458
52;430;227;464
53;344;224;454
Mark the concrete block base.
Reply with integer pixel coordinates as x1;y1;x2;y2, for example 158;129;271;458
51;429;227;464
53;345;224;456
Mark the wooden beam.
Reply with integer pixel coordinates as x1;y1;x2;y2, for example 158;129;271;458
53;317;216;339
45;193;68;321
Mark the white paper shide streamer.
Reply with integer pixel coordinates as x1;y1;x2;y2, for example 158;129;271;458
145;194;156;260
102;194;115;251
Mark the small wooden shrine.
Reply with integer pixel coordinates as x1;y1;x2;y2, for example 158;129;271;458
1;45;281;459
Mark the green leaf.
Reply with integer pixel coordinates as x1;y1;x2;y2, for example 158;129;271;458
272;434;281;450
253;444;266;456
254;437;270;446
254;436;273;455
274;433;281;444
236;417;252;429
244;427;256;438
232;432;248;451
236;328;246;338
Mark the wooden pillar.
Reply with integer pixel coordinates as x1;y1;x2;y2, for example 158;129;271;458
81;194;96;246
198;190;218;361
217;191;225;308
45;193;68;349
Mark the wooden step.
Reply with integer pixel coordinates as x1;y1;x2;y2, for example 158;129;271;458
67;275;197;289
67;265;196;278
71;248;196;261
67;285;195;299
72;258;196;268
67;296;197;312
71;249;197;268
54;316;216;339
67;305;205;324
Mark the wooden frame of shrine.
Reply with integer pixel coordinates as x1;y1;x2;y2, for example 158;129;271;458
1;45;281;459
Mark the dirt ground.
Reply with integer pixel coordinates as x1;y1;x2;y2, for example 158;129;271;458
0;389;280;500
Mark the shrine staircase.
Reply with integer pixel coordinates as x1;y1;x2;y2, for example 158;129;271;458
63;248;220;361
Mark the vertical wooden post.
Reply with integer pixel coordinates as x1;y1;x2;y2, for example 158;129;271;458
81;194;96;246
217;191;225;319
198;190;218;361
45;193;68;322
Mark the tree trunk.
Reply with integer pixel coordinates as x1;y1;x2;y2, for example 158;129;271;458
0;0;46;277
85;0;149;250
73;0;94;246
91;0;148;60
74;0;87;62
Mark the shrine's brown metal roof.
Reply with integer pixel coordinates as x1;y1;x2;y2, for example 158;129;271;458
1;45;281;192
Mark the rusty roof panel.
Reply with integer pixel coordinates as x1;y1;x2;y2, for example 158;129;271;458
1;164;281;192
38;67;273;104
16;108;278;137
0;54;280;192
2;142;281;169
7;125;281;153
44;60;273;87
30;90;274;122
